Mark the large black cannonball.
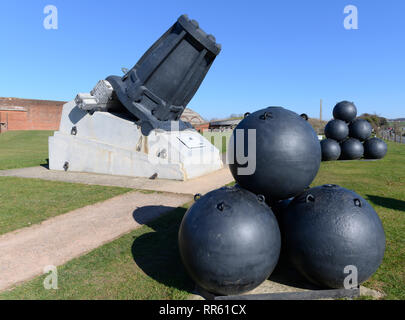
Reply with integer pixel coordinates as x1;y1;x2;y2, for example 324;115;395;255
333;101;357;123
349;119;372;141
364;138;388;159
324;119;349;141
282;185;386;289
270;198;293;219
320;139;341;161
178;186;281;295
228;107;321;201
340;138;364;160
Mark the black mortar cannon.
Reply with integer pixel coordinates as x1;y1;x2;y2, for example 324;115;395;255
107;14;221;135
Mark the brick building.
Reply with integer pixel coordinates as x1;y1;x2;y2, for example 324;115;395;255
0;97;65;133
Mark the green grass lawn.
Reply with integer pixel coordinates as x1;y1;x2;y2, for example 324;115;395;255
201;131;232;153
0;176;131;235
0;141;404;300
0;130;132;234
387;121;405;127
0;131;54;170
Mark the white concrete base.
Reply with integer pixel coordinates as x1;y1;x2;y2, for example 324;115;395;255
49;100;223;180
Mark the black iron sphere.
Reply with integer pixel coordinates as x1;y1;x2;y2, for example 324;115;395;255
340;138;364;160
282;184;386;289
349;119;372;141
269;198;293;219
333;101;357;123
324;119;349;142
228;107;321;201
320;139;341;161
178;186;281;296
364;138;388;159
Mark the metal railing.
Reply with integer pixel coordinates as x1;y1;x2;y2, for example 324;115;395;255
381;131;405;144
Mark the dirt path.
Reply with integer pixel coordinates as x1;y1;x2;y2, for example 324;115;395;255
0;191;192;291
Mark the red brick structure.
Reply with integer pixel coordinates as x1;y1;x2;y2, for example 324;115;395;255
0;97;65;133
194;123;210;132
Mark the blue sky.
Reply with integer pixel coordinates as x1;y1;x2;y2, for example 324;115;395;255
0;0;404;120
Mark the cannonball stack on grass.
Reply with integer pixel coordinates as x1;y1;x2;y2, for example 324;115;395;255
321;101;387;161
178;106;386;296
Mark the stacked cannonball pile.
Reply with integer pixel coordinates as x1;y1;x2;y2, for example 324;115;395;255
178;106;386;297
321;101;388;161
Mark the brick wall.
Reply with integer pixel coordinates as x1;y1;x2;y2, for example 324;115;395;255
0;97;65;132
194;123;210;132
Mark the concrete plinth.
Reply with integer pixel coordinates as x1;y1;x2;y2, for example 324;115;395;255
189;262;384;300
49;100;223;180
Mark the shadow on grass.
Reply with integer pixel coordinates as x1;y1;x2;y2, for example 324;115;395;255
131;205;195;294
40;158;49;169
367;195;405;212
130;205;321;296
